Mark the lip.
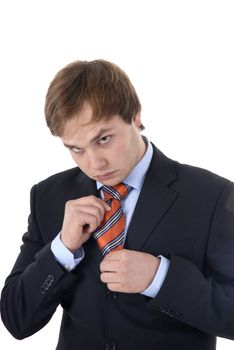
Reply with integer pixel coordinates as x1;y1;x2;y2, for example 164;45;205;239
96;171;117;181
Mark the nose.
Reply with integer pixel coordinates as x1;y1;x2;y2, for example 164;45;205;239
88;151;107;170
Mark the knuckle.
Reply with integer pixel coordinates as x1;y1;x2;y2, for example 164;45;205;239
118;250;126;261
90;215;98;224
65;200;78;212
107;284;114;291
93;206;101;216
120;261;128;271
100;262;104;271
119;253;128;268
65;200;73;208
119;274;126;284
89;195;99;201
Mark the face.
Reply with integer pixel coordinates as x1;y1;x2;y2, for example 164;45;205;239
61;104;146;186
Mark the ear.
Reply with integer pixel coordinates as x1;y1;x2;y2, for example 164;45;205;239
132;113;142;128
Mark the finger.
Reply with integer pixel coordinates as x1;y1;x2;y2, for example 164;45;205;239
73;196;111;212
76;211;101;233
100;272;119;284
100;260;120;272
75;205;105;222
107;283;122;292
90;197;111;212
102;249;124;262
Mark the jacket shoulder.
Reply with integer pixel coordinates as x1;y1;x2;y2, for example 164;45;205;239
35;167;81;195
152;145;231;190
172;159;231;194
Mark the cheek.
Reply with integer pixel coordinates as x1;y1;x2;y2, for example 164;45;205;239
112;142;133;165
112;143;126;159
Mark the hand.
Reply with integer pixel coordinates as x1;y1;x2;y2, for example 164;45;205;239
100;249;160;293
61;195;111;253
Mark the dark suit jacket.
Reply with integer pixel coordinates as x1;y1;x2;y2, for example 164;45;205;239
1;145;234;350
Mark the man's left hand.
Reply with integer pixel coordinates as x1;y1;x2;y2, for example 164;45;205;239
100;249;160;293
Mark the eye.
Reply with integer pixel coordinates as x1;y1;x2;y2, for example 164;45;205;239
70;147;82;154
98;135;110;144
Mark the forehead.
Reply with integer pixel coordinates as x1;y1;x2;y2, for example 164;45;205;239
62;103;102;137
61;106;126;146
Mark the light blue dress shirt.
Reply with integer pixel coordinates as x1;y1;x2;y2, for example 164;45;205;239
51;139;170;297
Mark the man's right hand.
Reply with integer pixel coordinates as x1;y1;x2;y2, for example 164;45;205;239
61;195;111;253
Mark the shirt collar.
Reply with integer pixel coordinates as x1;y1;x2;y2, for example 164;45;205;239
96;137;153;191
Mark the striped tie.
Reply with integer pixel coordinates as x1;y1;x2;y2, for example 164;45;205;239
93;183;132;256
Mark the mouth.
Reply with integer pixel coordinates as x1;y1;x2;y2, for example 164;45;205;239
95;171;117;181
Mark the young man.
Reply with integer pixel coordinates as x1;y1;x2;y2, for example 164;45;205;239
1;59;234;350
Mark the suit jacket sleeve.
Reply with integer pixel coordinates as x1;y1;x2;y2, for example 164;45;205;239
0;185;80;340
150;180;234;340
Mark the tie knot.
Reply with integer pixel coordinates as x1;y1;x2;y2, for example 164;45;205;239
102;183;132;201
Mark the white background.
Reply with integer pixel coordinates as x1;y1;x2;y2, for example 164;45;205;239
0;0;233;349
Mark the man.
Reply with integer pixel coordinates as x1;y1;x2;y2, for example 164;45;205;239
1;59;234;350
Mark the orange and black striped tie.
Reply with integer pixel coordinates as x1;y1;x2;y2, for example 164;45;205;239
93;183;132;256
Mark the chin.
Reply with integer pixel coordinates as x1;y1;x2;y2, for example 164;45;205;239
103;178;122;186
101;180;117;186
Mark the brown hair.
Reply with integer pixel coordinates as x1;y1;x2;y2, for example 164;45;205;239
44;59;143;136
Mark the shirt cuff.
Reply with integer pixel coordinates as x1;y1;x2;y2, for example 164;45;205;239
141;255;170;298
51;232;85;271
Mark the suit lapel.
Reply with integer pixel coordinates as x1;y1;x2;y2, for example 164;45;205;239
66;170;98;201
126;145;178;251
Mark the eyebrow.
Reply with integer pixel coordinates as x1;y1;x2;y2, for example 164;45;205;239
63;128;114;149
